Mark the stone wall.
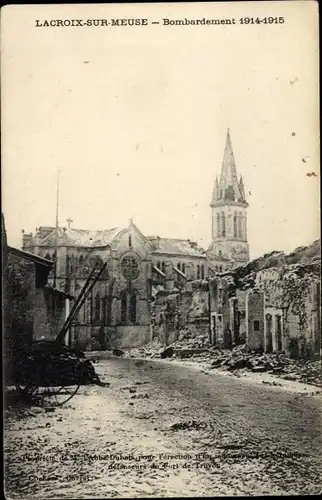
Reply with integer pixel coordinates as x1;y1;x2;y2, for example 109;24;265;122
220;242;321;358
6;253;36;351
245;290;265;351
151;280;210;347
33;288;67;341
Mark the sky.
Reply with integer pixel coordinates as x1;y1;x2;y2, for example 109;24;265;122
1;2;320;259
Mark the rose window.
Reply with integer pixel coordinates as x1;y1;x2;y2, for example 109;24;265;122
121;255;140;280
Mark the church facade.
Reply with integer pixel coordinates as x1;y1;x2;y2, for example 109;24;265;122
21;129;249;348
22;222;208;348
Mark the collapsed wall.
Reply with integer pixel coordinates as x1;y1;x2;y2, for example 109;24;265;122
152;239;321;359
152;280;210;346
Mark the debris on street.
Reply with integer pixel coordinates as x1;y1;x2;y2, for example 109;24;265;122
126;335;321;388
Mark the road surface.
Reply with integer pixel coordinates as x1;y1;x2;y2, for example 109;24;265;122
4;357;322;498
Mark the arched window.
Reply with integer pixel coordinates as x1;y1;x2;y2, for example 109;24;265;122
219;265;223;272
161;261;166;274
79;255;84;266
45;252;51;261
69;255;73;274
219;250;222;257
201;265;205;279
217;213;221;237
197;265;200;279
102;296;107;324
215;265;218;271
94;292;101;322
66;255;70;274
129;234;132;247
121;290;127;323
157;261;161;269
238;212;242;238
233;212;237;238
120;289;137;324
221;212;226;237
182;263;186;274
177;263;181;271
129;293;137;323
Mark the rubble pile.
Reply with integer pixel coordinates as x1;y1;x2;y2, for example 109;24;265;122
171;329;210;350
208;344;321;386
126;337;164;359
127;337;321;387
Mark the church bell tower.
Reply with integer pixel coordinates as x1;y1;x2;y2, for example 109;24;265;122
207;129;249;271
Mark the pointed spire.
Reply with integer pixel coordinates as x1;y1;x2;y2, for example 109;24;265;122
239;175;246;201
210;176;219;206
219;128;238;188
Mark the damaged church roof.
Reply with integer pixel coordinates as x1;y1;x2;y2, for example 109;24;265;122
36;226;120;248
148;237;207;257
30;224;207;257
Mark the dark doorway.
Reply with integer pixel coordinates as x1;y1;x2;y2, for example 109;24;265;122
265;314;273;353
276;315;283;352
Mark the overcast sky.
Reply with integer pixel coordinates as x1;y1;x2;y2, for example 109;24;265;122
2;2;319;259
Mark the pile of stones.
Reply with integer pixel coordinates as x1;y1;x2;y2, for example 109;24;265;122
208;344;321;386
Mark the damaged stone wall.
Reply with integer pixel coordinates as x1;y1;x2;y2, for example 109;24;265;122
221;241;321;358
6;253;36;351
152;280;210;347
245;290;265;351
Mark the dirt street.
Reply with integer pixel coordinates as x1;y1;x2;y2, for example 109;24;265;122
4;357;322;498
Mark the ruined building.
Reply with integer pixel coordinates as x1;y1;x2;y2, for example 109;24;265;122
20;130;250;350
207;129;249;271
22;221;208;349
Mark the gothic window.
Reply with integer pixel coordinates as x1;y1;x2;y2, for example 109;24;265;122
106;297;111;325
182;263;186;274
121;290;127;323
221;212;226;237
233;212;237;238
238;212;242;238
70;254;75;274
177;263;181;271
216;213;221;237
197;265;200;279
129;293;137;323
94;292;101;322
129;234;132;247
66;255;70;275
121;255;140;280
102;296;107;324
120;289;137;324
201;265;205;279
83;301;86;323
161;261;166;274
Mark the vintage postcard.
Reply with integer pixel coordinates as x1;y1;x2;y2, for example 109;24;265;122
2;1;320;498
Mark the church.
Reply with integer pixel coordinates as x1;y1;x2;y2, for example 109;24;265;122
21;130;249;348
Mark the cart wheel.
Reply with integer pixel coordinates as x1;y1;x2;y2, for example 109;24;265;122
33;383;80;408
